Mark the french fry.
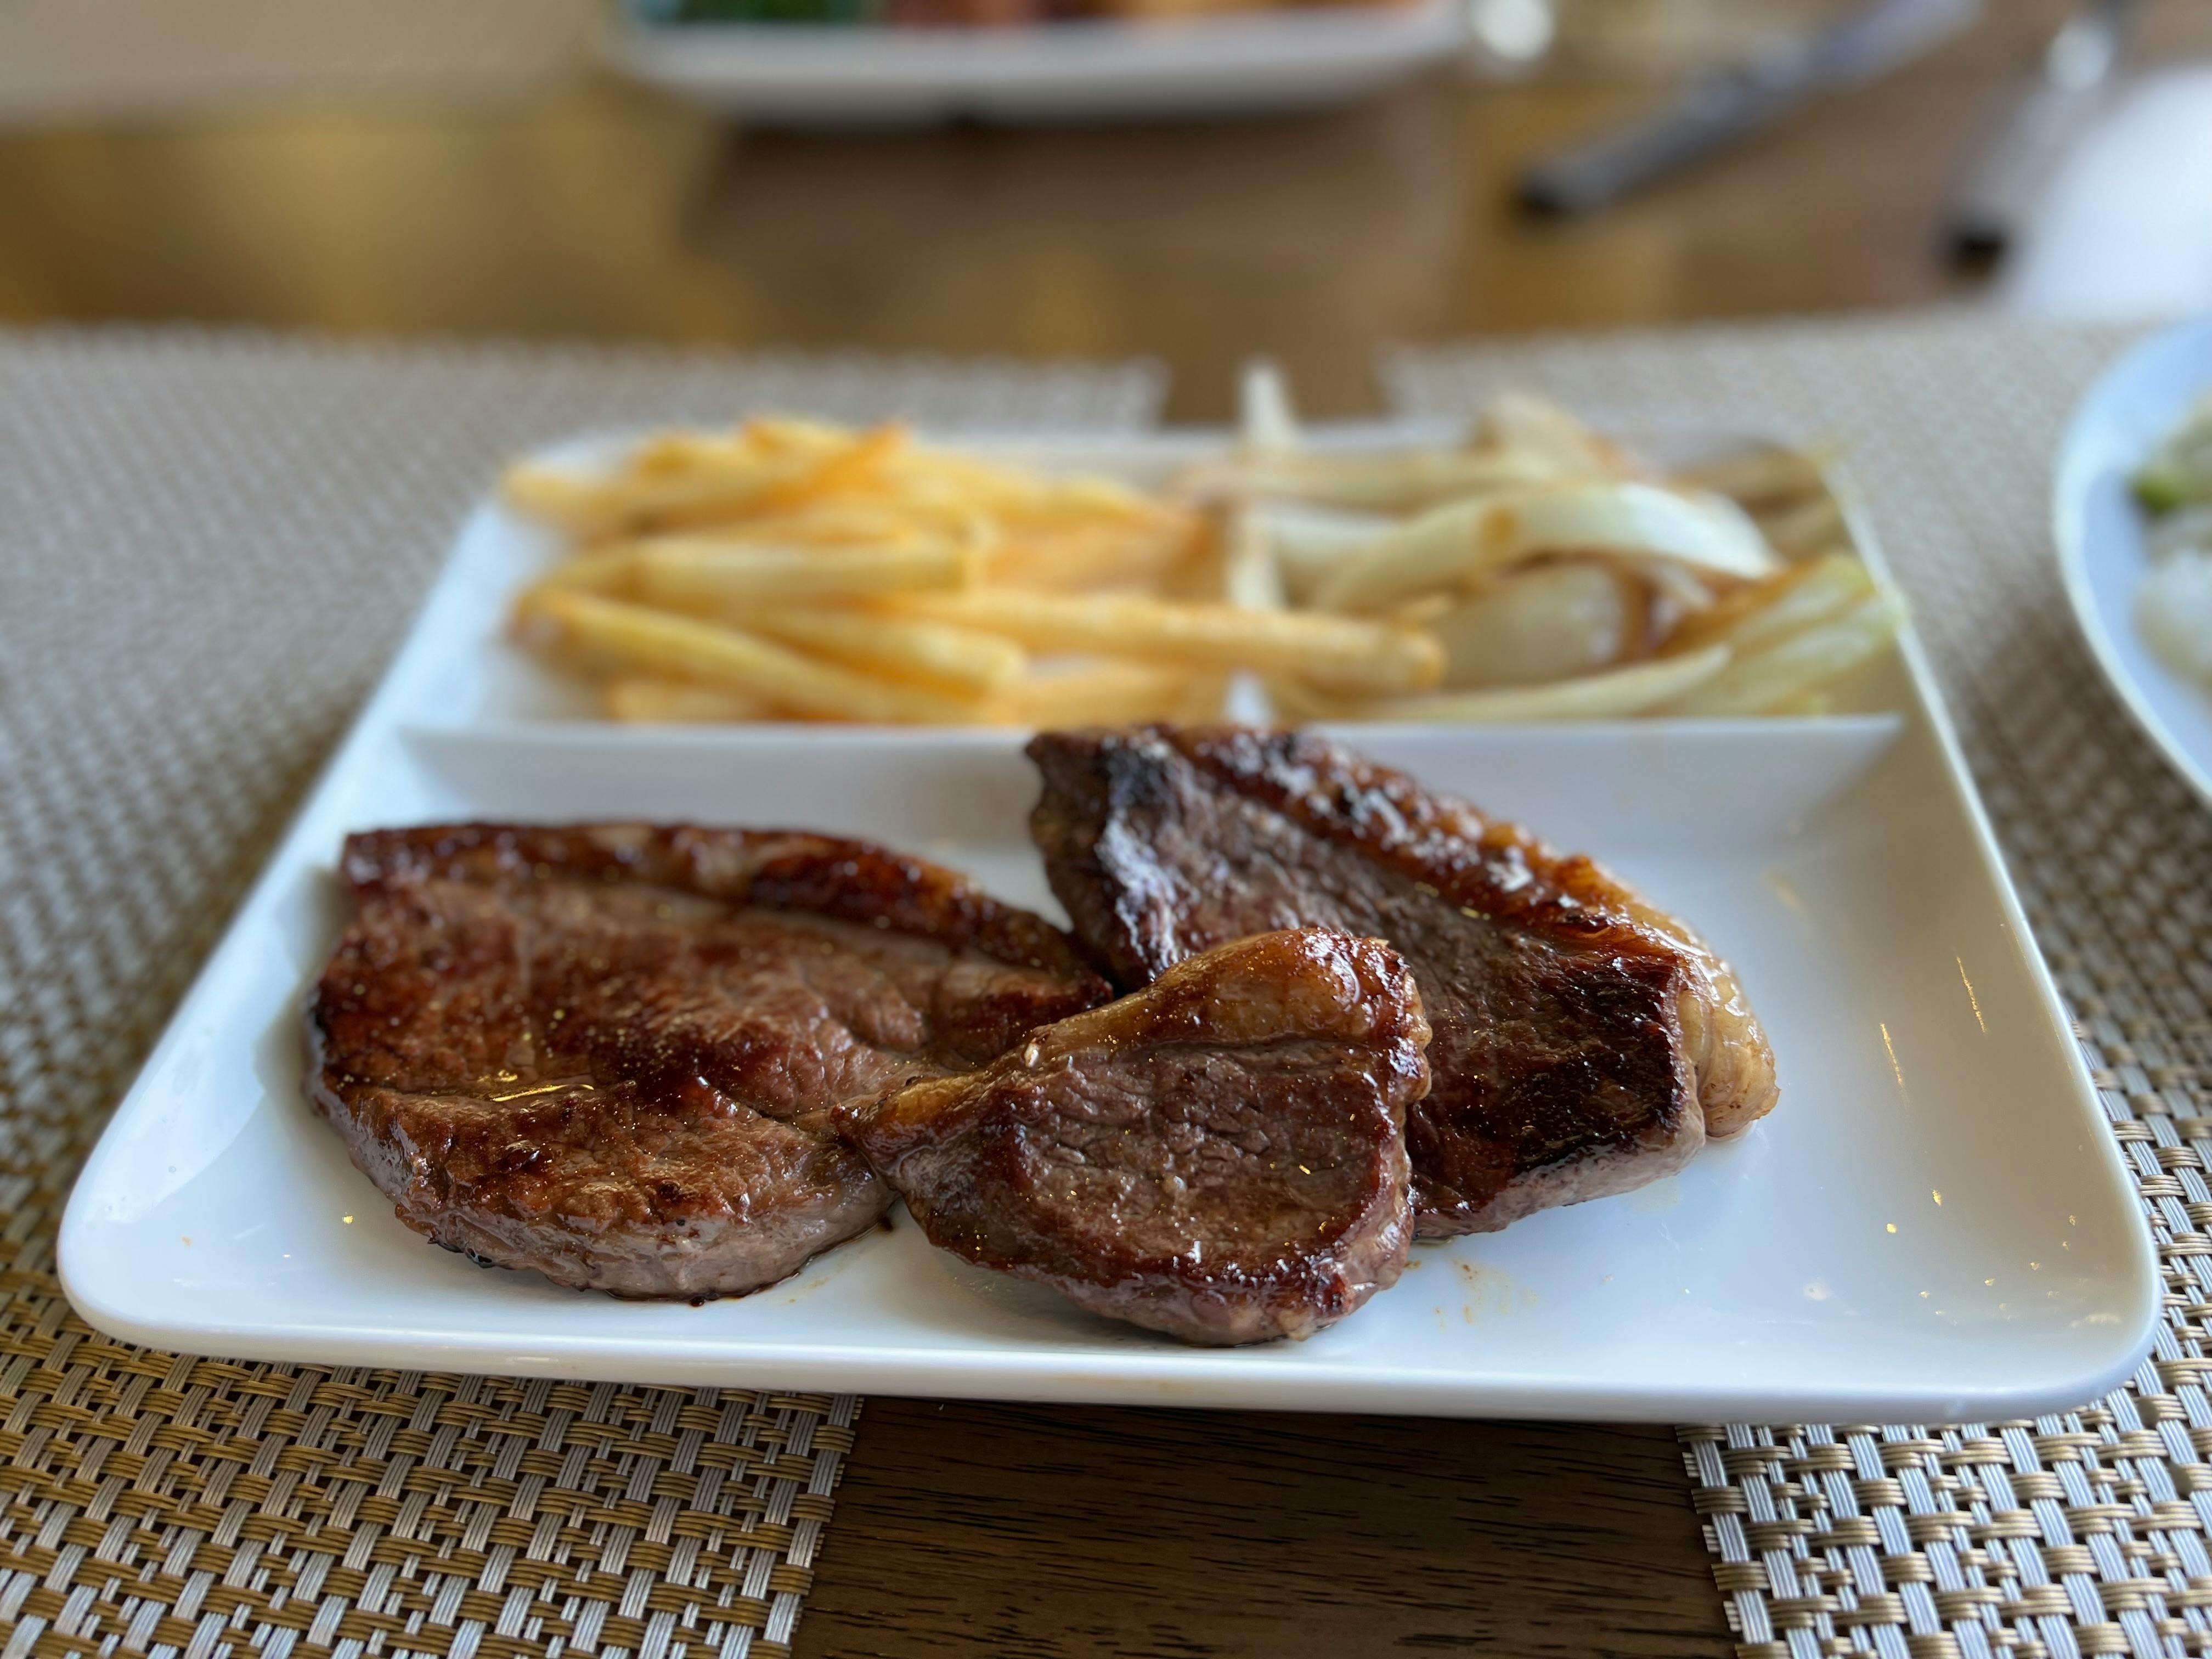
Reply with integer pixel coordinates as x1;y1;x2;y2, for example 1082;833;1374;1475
604;677;778;723
702;501;929;548
1239;358;1301;454
526;546;644;599
1223;505;1286;613
516;590;985;724
746;424;907;514
1658;592;1905;717
627;536;972;609
1341;645;1733;724
981;512;1206;594
894;588;1444;695
744;607;1026;696
503;441;793;539
986;663;1226;727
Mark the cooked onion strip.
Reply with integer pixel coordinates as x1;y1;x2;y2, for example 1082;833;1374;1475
1658;593;1904;717
1346;646;1732;724
1313;481;1778;616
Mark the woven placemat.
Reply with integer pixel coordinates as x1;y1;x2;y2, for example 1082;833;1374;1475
0;325;1161;1659
1387;312;2212;1659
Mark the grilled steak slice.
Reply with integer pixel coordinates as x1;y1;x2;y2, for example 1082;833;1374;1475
839;929;1428;1346
308;823;1110;1300
1028;725;1779;1237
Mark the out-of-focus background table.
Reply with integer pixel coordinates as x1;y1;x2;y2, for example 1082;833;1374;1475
5;0;2206;425
4;5;2208;1655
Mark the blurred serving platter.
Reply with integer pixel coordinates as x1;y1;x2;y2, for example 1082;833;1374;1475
606;0;1469;124
2055;317;2212;809
55;419;2156;1421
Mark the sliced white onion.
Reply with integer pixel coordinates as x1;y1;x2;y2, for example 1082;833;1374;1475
1354;645;1732;723
1427;561;1640;690
1313;480;1780;615
1182;448;1570;513
1251;501;1398;604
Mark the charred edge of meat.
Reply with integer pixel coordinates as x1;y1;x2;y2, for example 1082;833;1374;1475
1028;726;1674;981
1025;723;1778;1146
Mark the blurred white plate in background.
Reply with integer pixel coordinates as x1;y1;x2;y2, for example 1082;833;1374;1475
606;0;1469;125
2053;315;2212;804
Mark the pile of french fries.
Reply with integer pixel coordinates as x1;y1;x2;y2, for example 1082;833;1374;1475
502;382;1904;727
1203;366;1906;722
505;417;1439;725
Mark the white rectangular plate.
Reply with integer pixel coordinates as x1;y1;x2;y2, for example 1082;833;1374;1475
59;427;2158;1422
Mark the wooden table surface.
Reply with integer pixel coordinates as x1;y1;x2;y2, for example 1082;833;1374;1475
4;4;2207;1654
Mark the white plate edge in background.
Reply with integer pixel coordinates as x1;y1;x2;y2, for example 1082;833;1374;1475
2054;315;2212;810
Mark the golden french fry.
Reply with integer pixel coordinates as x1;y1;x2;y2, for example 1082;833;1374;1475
894;588;1443;695
747;424;907;514
516;590;985;724
705;502;926;548
738;416;856;456
1658;592;1905;717
627;536;972;609
604;677;778;723
1342;646;1733;724
744;607;1026;695
503;441;793;539
1239;358;1301;453
982;513;1207;594
524;546;644;600
1223;504;1286;613
985;663;1226;727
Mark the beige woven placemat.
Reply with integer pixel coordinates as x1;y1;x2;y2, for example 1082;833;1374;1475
0;325;1161;1659
1388;312;2211;1659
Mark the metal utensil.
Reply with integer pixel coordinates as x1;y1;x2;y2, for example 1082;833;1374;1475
1517;0;1983;216
1946;0;2139;260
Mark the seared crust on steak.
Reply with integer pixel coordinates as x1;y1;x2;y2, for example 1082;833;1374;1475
308;823;1110;1300
839;929;1429;1345
1027;726;1778;1236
